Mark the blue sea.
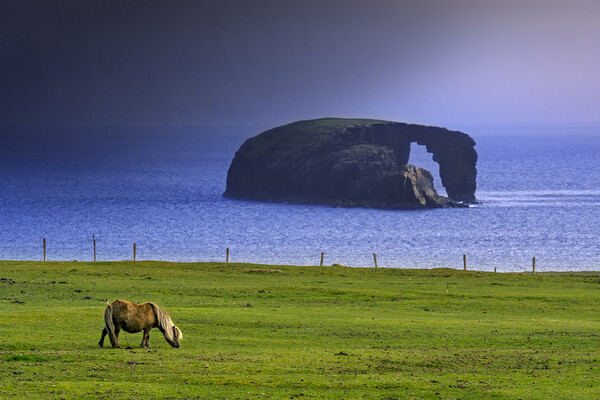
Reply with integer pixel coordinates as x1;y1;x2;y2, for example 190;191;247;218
1;125;599;272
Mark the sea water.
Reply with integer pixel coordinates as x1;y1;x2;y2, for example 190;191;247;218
0;125;599;272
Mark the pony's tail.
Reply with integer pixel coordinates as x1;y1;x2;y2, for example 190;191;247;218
104;301;119;348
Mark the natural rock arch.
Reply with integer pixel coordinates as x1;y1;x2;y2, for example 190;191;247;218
344;122;477;202
224;118;477;209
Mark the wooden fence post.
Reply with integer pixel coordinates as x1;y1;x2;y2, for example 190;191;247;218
226;247;229;263
533;257;536;275
463;254;467;271
93;237;96;262
320;252;324;267
373;253;378;268
133;243;136;262
43;238;46;262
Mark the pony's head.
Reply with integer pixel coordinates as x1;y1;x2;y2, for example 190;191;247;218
169;326;183;348
162;321;182;348
150;303;183;348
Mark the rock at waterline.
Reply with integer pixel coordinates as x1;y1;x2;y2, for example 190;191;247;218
224;118;477;209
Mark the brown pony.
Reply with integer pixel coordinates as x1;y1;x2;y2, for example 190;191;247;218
99;299;182;349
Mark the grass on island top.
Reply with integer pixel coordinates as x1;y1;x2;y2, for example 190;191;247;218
1;260;599;399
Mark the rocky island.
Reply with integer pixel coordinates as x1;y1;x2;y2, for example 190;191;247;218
224;118;477;209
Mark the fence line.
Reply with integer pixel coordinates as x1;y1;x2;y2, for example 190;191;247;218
0;240;555;273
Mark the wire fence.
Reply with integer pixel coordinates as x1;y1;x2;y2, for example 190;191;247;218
0;237;557;274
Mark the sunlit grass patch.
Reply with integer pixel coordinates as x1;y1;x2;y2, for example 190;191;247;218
1;260;599;399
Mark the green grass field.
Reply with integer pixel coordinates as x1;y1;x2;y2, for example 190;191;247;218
1;261;599;399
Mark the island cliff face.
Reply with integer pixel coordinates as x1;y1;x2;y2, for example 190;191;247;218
224;118;477;209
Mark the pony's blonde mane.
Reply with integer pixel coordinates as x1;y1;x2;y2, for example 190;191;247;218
148;302;180;342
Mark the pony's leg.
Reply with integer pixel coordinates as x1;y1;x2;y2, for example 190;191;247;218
98;328;107;347
140;328;151;348
112;327;121;349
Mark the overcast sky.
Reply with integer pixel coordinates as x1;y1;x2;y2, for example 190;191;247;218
1;0;599;128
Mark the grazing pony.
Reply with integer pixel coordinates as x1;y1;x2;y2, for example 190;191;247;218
99;299;182;349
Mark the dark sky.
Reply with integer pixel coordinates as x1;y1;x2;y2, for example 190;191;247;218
1;0;599;128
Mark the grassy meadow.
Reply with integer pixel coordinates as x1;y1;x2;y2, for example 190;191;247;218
0;260;599;399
